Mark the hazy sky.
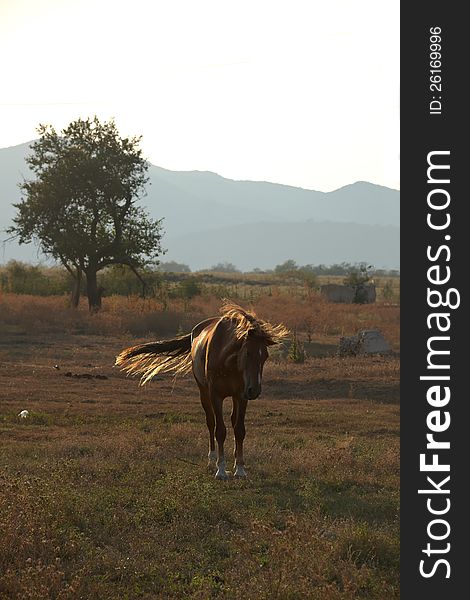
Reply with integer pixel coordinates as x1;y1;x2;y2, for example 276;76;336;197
0;0;399;191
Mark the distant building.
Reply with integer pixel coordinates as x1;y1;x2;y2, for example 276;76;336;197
355;283;376;304
320;284;355;303
320;283;376;304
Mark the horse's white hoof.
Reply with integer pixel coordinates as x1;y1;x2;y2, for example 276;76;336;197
215;470;229;480
234;466;247;478
207;451;217;470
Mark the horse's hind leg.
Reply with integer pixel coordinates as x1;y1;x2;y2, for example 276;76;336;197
199;388;216;469
232;395;248;478
213;395;228;480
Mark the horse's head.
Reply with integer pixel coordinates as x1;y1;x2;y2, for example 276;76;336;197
217;304;288;399
237;330;270;400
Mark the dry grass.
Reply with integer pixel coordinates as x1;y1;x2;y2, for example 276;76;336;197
0;292;399;350
0;295;399;599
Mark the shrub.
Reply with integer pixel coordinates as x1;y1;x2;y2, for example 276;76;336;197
288;331;307;363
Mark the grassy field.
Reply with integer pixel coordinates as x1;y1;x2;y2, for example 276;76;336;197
0;293;399;599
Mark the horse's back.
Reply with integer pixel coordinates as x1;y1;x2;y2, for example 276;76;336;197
191;317;220;343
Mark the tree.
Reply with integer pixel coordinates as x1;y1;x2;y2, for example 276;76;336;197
8;117;164;310
157;261;191;273
177;278;202;300
382;279;395;302
297;266;318;289
274;259;298;274
208;261;240;273
343;263;374;303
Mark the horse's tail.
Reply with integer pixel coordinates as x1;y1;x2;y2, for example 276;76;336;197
115;334;192;385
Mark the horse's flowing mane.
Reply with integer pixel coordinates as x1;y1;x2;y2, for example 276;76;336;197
220;300;289;344
115;301;289;385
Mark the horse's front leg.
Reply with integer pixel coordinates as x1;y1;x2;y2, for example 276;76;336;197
198;387;216;469
213;394;228;480
232;394;248;478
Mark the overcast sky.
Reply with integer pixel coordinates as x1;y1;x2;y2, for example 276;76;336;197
0;0;399;191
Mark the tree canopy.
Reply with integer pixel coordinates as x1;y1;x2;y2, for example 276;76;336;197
8;117;164;309
208;261;240;273
157;261;191;273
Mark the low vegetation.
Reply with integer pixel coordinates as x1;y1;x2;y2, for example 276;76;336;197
0;290;399;351
0;284;399;598
0;261;400;307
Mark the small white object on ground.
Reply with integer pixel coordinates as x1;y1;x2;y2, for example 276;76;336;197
18;410;29;418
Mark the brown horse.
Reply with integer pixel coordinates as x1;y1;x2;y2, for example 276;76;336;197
115;302;288;479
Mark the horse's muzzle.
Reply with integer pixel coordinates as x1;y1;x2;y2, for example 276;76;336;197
246;386;261;400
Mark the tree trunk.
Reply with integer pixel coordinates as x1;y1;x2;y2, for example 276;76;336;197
70;269;82;308
129;264;147;298
85;269;102;312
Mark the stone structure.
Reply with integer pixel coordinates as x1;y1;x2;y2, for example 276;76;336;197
320;284;355;303
354;283;376;304
321;283;376;304
339;329;391;356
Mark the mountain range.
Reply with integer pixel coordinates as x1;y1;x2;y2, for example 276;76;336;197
0;142;399;270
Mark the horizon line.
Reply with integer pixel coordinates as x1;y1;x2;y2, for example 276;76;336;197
0;139;401;194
